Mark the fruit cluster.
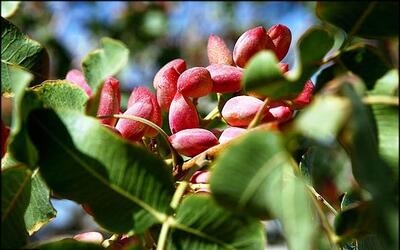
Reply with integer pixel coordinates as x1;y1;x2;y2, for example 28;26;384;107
63;24;314;164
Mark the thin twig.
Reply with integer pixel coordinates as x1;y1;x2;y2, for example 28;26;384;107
247;98;270;129
362;95;399;106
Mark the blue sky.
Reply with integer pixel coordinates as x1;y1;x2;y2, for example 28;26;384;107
46;2;319;89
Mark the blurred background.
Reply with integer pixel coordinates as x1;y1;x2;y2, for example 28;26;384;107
6;2;320;248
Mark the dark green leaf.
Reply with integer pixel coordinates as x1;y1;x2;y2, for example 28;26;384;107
1;17;49;90
24;171;56;235
340;46;391;89
1;165;31;249
299;143;353;204
32;239;104;250
82;37;129;94
242;27;333;100
334;202;375;238
315;63;347;93
27;109;174;233
210;131;317;250
316;2;399;38
1;154;56;236
168;195;265;250
1;1;20;18
358;234;387;250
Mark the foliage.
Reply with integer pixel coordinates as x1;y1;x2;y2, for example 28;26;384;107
1;2;398;250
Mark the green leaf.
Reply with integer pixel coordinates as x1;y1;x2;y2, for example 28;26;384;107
210;131;317;250
334;202;375;238
27;109;174;233
82;37;129;94
340;84;395;199
1;165;31;249
358;234;388;250
316;2;399;38
294;95;351;145
32;239;104;250
369;103;398;177
24;171;56;235
1;17;49;90
8;81;89;167
1;62;33;95
32;80;89;112
315;63;347;93
168;195;265;250
368;69;398;96
1;154;56;236
367;70;398;174
299;143;353;201
340;84;398;249
1;1;20;18
242;27;333;100
340;46;391;90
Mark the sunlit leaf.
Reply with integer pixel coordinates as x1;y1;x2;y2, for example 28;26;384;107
1;1;20;18
8;81;89;168
294;95;351;145
210;131;317;250
24;171;56;235
82;37;129;94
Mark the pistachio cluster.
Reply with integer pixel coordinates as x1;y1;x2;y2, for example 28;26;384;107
64;24;313;161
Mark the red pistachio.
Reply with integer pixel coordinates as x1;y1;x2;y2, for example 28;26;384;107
81;204;93;216
291;80;315;109
279;63;289;74
207;34;233;65
267;24;292;61
97;77;121;127
110;235;140;250
219;127;246;144
128;87;162;137
153;59;186;89
156;67;180;112
206;64;243;93
65;69;93;97
177;67;213;97
73;232;103;244
2;120;10;157
233;26;275;68
169;93;199;133
264;104;293;123
210;128;223;139
221;95;264;127
189;170;210;184
115;101;153;141
169;128;219;157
